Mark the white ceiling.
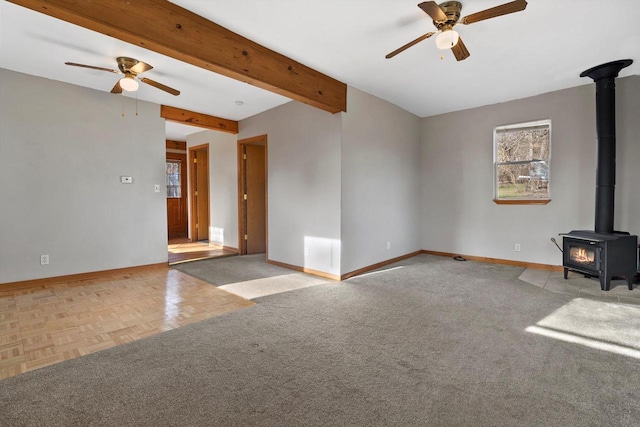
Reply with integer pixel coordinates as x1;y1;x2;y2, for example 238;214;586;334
2;0;639;141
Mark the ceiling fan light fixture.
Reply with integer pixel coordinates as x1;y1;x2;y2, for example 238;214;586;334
435;29;459;50
119;76;139;92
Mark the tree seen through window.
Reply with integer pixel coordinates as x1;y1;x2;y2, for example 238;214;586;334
494;120;551;200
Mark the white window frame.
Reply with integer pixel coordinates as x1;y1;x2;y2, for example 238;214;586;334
493;119;551;204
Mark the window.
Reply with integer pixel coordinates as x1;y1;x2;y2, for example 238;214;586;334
166;160;181;198
494;119;551;204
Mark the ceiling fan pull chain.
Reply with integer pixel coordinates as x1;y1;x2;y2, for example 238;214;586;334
121;95;125;118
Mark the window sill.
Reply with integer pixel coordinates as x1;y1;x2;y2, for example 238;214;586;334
493;199;551;205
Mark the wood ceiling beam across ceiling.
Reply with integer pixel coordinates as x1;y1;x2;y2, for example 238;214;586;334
161;106;239;134
8;0;347;114
166;140;187;150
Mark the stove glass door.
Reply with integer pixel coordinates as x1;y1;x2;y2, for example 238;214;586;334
568;245;596;268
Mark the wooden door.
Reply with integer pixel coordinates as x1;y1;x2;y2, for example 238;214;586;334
245;144;266;254
190;145;210;242
166;153;188;239
238;136;267;255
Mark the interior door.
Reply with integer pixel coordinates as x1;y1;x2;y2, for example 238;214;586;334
245;144;266;254
238;136;267;255
190;145;210;242
166;153;188;239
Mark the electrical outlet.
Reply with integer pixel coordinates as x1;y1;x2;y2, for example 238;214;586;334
386;241;391;250
515;243;521;252
40;254;49;265
120;176;133;184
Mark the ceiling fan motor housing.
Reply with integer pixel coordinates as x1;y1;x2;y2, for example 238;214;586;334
117;57;140;74
434;1;462;29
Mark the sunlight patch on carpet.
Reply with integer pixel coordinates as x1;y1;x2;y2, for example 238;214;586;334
218;273;330;299
526;298;640;359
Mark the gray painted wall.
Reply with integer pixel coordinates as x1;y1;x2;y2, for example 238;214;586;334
615;76;640;234
0;69;167;283
341;87;422;274
421;75;640;266
186;130;239;249
239;100;343;276
238;87;422;276
3;68;635;284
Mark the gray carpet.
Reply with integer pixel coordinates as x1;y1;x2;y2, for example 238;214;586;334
172;254;331;299
2;254;640;426
172;253;308;285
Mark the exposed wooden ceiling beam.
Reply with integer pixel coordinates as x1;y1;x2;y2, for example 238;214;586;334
166;140;187;150
161;105;239;134
8;0;347;114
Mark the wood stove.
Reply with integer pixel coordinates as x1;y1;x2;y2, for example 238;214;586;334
562;230;637;291
561;59;638;291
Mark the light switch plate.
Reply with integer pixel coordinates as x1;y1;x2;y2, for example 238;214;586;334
154;184;160;193
121;176;133;184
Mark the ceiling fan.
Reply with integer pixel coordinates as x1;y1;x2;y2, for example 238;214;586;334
386;0;528;61
64;57;180;96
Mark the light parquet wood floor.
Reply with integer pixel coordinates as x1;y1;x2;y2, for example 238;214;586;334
0;265;254;380
168;240;237;265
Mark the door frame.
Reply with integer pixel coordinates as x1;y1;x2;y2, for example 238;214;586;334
189;143;210;242
237;135;268;256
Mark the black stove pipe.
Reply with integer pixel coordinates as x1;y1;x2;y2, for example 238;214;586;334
580;59;633;234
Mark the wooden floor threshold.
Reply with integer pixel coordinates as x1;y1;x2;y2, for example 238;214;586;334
168;241;237;265
169;252;237;265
